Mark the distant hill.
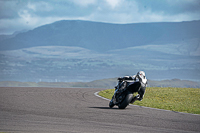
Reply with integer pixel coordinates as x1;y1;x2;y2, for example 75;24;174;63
0;20;200;53
0;30;28;41
0;20;199;82
0;78;199;88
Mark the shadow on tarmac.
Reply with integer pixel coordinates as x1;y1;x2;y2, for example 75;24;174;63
89;106;131;110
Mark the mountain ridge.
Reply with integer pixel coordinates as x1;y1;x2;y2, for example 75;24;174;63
1;20;200;52
0;20;200;82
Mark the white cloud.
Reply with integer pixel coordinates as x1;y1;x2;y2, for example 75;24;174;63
71;0;97;7
18;10;32;23
27;1;53;12
27;3;36;11
104;0;122;9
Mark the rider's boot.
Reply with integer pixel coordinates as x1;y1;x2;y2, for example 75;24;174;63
130;94;140;103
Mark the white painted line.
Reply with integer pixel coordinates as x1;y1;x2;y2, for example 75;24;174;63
94;91;200;116
94;91;110;101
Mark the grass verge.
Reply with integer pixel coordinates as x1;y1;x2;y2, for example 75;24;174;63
99;87;200;114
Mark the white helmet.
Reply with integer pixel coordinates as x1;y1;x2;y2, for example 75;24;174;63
137;71;145;79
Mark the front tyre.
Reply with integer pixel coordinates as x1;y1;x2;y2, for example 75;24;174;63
118;93;133;109
109;100;115;108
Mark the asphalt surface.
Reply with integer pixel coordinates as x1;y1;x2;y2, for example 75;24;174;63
0;87;200;133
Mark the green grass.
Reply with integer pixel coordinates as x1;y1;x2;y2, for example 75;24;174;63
99;87;200;114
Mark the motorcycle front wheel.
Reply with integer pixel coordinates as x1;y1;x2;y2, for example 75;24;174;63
118;93;133;109
109;100;115;108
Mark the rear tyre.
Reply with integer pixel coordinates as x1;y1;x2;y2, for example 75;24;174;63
118;93;133;109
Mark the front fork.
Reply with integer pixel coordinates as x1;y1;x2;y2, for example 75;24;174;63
111;89;118;104
111;80;127;105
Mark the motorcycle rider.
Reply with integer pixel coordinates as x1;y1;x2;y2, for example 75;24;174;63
131;71;147;101
116;71;147;102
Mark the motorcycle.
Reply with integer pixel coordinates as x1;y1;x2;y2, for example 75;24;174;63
109;77;141;109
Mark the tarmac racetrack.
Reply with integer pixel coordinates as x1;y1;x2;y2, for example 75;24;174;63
0;87;200;133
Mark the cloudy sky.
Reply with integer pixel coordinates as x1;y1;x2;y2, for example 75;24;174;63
0;0;200;34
